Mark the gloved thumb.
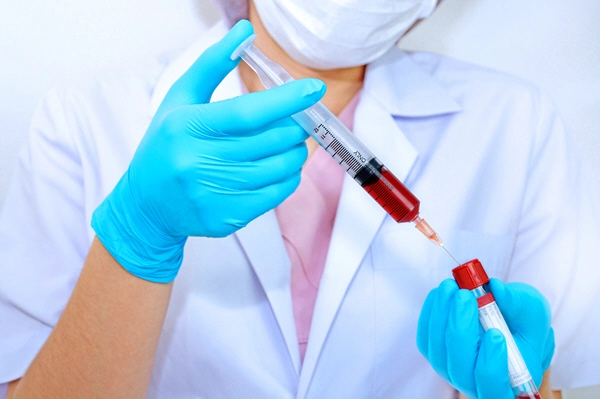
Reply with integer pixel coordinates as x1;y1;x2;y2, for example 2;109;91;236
158;19;255;114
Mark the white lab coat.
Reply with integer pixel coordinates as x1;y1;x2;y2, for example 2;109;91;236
1;21;599;398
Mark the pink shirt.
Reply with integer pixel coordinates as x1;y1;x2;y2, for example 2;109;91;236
276;94;360;362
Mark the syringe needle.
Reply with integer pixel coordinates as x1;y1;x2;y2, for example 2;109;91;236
413;218;461;265
442;245;461;266
413;217;440;244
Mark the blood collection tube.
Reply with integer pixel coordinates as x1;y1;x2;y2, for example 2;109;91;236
452;259;542;399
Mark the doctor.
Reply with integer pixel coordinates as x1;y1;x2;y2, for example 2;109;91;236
1;0;599;398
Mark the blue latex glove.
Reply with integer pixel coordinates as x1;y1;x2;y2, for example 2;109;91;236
91;20;326;283
417;278;555;399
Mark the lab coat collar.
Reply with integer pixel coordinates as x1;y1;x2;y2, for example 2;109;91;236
363;46;462;117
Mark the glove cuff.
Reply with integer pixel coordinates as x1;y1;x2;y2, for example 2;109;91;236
91;171;187;283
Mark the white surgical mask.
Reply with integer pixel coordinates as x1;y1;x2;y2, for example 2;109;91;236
253;0;437;70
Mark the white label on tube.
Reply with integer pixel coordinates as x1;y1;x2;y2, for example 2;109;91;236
478;296;533;387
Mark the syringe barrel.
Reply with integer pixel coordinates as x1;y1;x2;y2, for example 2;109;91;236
238;41;421;223
292;103;375;180
293;104;421;222
453;260;542;399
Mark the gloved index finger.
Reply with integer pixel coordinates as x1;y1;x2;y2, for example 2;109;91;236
198;118;309;163
197;78;326;136
489;279;551;330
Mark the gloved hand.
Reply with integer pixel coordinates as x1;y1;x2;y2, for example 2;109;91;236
91;20;326;283
417;278;555;399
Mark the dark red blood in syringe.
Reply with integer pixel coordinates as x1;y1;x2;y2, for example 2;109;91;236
362;167;420;223
516;395;542;399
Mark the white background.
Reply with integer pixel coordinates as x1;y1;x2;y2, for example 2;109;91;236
0;0;598;396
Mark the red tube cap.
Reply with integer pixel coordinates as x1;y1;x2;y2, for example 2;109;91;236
452;259;489;290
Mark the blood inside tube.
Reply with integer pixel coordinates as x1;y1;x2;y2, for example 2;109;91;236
517;395;542;399
359;163;420;223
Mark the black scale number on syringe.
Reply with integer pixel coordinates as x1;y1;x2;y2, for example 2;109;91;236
314;124;364;175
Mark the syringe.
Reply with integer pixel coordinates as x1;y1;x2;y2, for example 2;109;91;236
453;260;542;399
231;34;444;247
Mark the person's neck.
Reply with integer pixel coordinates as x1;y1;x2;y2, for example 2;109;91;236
238;1;366;116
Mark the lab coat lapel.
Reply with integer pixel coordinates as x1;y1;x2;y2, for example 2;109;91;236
297;92;418;398
235;211;302;374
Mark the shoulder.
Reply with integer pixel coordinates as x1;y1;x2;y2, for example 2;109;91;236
47;58;166;134
404;51;559;123
406;51;542;99
27;58;170;210
402;51;561;143
41;57;167;160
